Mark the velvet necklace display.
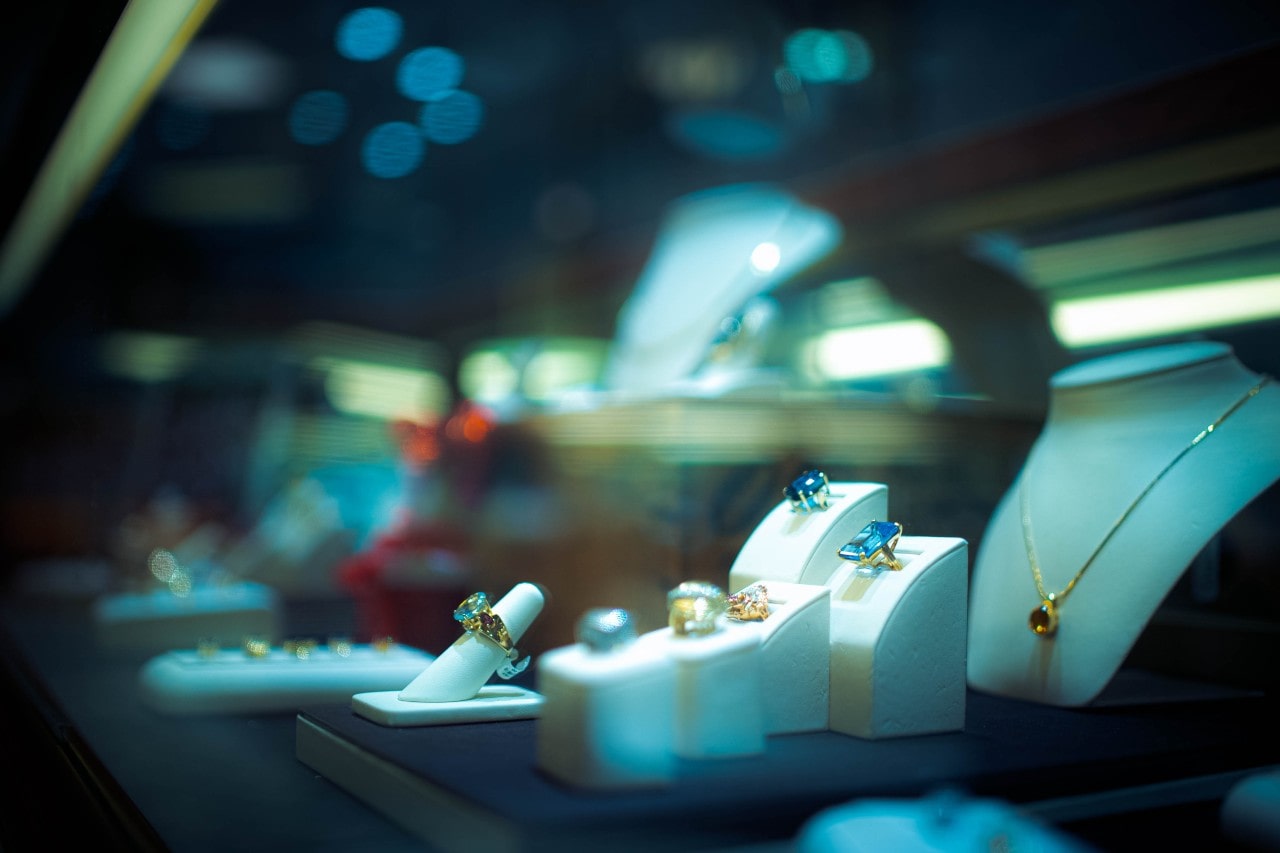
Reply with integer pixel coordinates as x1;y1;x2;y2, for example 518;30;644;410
1022;375;1270;638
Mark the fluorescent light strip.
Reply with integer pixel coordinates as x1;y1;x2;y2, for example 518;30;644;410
0;0;218;314
810;319;951;381
1051;273;1280;348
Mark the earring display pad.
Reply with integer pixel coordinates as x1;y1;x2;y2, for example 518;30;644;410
93;581;280;652
829;536;968;739
353;582;546;727
729;482;888;592
536;641;678;789
638;624;765;759
724;581;831;735
138;643;435;715
968;342;1280;707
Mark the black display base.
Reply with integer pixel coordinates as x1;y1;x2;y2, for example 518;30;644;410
296;673;1279;852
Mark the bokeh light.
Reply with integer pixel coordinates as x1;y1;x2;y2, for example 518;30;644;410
420;90;484;144
288;90;349;145
361;121;426;179
335;7;403;62
783;28;874;84
397;47;464;102
749;241;781;274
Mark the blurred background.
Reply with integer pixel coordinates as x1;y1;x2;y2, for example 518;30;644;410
2;0;1278;671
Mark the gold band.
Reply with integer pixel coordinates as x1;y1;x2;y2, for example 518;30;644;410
454;592;517;656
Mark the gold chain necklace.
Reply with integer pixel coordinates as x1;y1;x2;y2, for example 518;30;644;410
1022;375;1269;638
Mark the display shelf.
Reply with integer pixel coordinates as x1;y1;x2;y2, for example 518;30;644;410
297;674;1280;852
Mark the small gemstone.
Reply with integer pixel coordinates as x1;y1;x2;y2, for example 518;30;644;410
784;469;829;510
454;592;488;623
480;612;494;628
838;521;901;562
1028;600;1058;637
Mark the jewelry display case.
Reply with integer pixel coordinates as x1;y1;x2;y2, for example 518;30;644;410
3;4;1280;850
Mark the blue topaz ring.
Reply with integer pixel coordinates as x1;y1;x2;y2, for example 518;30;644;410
838;521;904;571
576;608;637;652
668;581;727;636
454;592;517;657
726;582;769;621
784;469;830;512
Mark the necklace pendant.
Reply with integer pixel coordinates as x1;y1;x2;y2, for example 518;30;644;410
1028;598;1059;638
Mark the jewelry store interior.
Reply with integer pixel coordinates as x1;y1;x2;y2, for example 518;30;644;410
3;1;1280;850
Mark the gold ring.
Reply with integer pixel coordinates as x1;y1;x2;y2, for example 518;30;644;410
197;638;220;659
454;592;517;657
242;636;270;658
667;581;727;636
372;636;395;653
726;582;770;621
837;520;904;571
328;636;353;657
284;638;318;660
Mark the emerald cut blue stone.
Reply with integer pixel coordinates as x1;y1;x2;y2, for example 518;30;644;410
838;521;902;562
784;469;829;511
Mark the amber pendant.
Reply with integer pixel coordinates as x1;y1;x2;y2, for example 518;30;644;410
1028;598;1059;637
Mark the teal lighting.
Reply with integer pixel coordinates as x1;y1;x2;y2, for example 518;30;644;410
288;90;349;145
420;90;483;144
361;121;425;178
397;47;464;102
335;7;403;62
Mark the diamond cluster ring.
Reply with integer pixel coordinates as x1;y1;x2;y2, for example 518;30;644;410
667;581;727;637
726;582;770;621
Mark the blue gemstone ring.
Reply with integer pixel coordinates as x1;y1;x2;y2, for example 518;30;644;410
784;469;830;513
575;608;637;652
667;581;727;636
838;521;904;571
454;591;517;657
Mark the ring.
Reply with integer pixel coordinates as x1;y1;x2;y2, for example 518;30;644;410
784;469;830;513
575;608;637;652
838;520;904;571
284;638;318;660
726;582;770;621
454;592;518;658
667;581;727;636
328;636;353;658
372;636;395;653
197;638;220;659
242;636;270;658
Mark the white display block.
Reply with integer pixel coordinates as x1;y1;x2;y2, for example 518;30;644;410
968;342;1280;706
724;580;831;734
639;625;765;758
729;482;888;592
353;582;546;727
93;581;280;652
138;643;434;715
351;685;544;727
828;536;968;739
536;642;677;789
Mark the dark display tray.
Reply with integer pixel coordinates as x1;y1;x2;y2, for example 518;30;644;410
297;673;1279;852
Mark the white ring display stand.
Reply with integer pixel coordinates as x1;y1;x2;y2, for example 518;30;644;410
139;643;435;715
536;640;678;789
968;342;1280;706
352;582;546;726
729;482;888;591
827;536;968;739
93;581;280;652
639;623;765;759
724;580;831;735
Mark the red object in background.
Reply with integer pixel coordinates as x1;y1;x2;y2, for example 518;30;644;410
339;402;498;652
337;522;472;653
